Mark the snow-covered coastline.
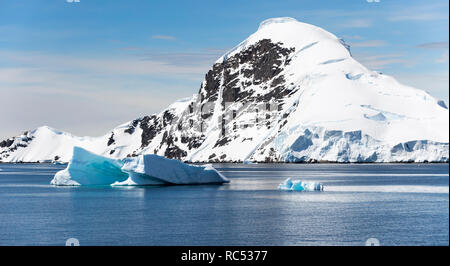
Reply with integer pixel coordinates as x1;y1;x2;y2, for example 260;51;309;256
1;17;448;163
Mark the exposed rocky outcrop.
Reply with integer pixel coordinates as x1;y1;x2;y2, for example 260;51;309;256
1;18;448;163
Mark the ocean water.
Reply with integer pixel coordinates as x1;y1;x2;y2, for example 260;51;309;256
0;163;448;246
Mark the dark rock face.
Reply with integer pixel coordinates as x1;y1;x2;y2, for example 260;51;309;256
133;39;297;161
0;138;14;148
162;110;175;127
0;134;33;160
140;115;163;148
199;39;295;108
164;145;187;160
257;83;293;102
156;130;187;160
239;39;293;84
181;135;205;150
214;137;231;148
124;119;139;134
107;133;115;146
202;64;222;103
159;38;297;161
139;109;177;150
2;39;299;163
265;148;278;162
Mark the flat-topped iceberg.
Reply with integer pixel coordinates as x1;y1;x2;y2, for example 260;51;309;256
51;147;229;186
278;178;323;191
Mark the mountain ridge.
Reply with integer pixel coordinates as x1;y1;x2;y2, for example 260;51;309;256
1;17;448;163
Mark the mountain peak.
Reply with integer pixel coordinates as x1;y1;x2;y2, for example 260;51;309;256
1;19;448;163
217;17;350;64
257;17;299;30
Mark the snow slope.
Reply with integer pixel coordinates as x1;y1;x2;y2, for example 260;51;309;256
1;17;448;163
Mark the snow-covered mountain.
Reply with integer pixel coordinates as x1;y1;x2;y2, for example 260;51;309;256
1;17;448;163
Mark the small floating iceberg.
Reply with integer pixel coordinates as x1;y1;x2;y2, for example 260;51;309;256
278;178;323;191
51;147;229;186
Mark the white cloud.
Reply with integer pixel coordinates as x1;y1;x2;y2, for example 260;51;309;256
416;42;449;50
152;35;176;40
352;52;419;70
350;40;387;48
339;19;372;28
0;67;195;139
342;35;363;40
0;50;213;77
389;12;448;22
387;2;449;22
393;71;449;104
0;49;225;139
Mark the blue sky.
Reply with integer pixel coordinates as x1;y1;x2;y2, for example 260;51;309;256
0;0;448;138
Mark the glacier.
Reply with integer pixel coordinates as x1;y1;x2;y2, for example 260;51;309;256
278;178;324;191
51;147;229;186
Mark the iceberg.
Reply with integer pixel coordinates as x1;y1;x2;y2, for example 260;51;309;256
114;154;229;186
278;178;323;191
51;147;229;186
51;147;128;186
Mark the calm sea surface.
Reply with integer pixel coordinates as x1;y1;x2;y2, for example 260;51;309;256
0;163;448;246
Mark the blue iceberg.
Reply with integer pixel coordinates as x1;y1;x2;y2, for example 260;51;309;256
278;178;323;191
50;147;128;186
51;147;229;186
